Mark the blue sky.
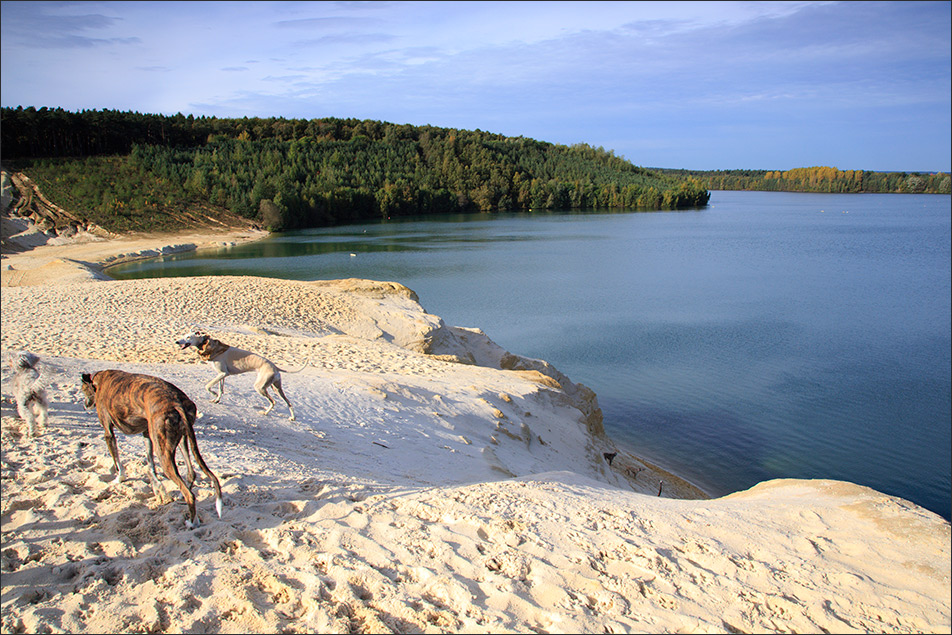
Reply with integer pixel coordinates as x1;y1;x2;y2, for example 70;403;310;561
1;1;949;171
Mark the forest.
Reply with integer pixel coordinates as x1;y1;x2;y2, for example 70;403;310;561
1;106;710;232
654;167;951;195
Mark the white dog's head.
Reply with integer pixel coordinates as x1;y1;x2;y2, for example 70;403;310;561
177;330;208;350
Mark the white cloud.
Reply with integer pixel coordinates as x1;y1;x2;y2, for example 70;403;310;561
1;0;948;170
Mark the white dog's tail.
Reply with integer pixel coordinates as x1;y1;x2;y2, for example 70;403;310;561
15;352;48;396
278;358;310;374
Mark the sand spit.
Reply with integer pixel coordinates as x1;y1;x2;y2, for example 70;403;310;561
1;229;949;633
1;224;268;288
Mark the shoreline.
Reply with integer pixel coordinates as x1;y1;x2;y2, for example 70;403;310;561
1;224;269;286
2;222;949;634
1;224;711;500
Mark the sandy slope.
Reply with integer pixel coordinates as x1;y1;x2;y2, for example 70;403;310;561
1;229;949;633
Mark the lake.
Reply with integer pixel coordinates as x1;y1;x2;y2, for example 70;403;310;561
108;191;952;520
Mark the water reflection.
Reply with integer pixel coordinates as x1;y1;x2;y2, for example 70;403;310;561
106;195;952;519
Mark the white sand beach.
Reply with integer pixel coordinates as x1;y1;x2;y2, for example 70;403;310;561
1;227;949;633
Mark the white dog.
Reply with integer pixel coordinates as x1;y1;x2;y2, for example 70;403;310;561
176;330;307;420
11;351;49;437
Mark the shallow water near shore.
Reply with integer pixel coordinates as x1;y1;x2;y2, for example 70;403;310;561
109;191;952;520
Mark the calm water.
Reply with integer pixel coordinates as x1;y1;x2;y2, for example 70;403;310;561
110;191;952;520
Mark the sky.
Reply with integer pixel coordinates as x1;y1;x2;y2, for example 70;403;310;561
1;1;949;172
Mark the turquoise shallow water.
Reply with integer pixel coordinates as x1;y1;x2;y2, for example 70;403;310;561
109;191;952;519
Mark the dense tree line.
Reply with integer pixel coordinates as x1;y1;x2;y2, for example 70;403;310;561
1;106;209;157
1;107;709;231
655;166;951;195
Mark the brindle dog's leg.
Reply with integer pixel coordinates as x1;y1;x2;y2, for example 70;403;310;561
179;436;197;488
100;415;125;484
142;433;171;504
153;413;199;527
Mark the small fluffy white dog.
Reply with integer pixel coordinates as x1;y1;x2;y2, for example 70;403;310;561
11;351;49;436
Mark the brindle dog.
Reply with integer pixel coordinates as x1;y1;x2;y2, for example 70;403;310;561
81;369;223;528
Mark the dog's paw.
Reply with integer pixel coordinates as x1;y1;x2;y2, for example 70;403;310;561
185;517;200;530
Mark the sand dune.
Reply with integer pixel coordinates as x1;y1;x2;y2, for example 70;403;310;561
1;229;949;633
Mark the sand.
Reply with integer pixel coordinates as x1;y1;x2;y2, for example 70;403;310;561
1;227;949;633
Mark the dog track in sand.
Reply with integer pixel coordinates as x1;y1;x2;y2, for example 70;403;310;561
1;276;458;383
3;266;949;632
2;392;947;634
